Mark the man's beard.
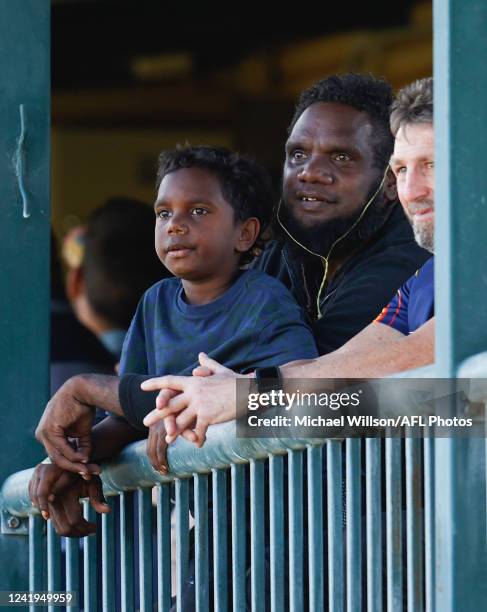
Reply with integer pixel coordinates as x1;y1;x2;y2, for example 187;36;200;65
278;183;389;258
412;219;434;253
408;201;435;253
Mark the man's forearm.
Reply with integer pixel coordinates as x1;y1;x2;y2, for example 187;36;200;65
91;416;146;463
282;323;434;379
71;374;124;417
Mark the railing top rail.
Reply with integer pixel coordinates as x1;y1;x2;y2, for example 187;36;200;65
0;421;325;518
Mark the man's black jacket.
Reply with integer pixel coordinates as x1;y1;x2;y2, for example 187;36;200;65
253;203;430;355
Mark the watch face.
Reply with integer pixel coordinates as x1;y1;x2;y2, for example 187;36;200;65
256;366;280;379
255;366;282;393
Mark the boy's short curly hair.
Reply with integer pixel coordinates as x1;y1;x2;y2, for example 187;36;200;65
390;77;433;136
156;145;275;265
289;73;394;171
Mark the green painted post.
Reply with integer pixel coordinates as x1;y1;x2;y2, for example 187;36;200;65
0;0;50;592
434;0;487;609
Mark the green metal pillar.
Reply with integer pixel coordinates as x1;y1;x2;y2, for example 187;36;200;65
434;0;487;609
0;0;50;592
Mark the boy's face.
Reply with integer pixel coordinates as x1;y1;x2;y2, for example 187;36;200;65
154;167;246;281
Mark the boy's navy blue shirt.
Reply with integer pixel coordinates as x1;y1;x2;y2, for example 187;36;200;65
375;256;434;334
119;269;318;429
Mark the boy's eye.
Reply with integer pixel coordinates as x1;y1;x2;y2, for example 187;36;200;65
157;210;171;219
191;207;208;216
332;152;351;162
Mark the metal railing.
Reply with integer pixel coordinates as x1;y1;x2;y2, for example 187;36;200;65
1;362;486;611
2;436;410;612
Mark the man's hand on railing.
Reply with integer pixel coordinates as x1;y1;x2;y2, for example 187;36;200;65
146;420;169;475
35;374;124;475
35;377;97;474
29;463;110;537
141;353;248;447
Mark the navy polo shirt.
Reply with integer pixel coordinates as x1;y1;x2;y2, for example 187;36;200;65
375;257;434;334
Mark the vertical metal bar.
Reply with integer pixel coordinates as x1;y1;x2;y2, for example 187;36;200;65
433;437;454;611
102;497;116;612
65;536;80;602
138;488;153;612
0;7;50;597
385;438;403;612
327;441;344;612
346;438;362;612
423;437;435;612
29;514;44;608
434;0;487;368
212;468;228;612
250;459;265;612
194;473;209;612
434;0;487;605
47;520;61;612
120;491;135;612
175;478;189;612
307;445;324;612
406;437;423;611
269;454;284;612
366;438;382;612
0;0;51;494
231;463;246;612
434;436;487;611
288;449;303;612
156;485;171;612
83;502;97;612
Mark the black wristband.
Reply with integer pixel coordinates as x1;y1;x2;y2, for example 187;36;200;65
254;366;282;394
119;373;158;430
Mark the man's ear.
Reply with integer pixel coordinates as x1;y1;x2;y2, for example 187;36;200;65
66;266;85;303
235;217;260;253
383;166;397;202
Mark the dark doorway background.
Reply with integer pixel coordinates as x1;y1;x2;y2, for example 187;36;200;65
51;0;432;235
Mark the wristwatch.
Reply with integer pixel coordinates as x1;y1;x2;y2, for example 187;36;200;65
254;366;282;394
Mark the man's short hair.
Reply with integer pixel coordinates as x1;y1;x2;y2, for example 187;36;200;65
83;197;164;329
390;77;433;136
288;73;394;171
156;145;275;264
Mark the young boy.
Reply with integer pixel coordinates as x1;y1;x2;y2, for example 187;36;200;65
119;145;317;385
113;143;320;460
30;145;318;530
